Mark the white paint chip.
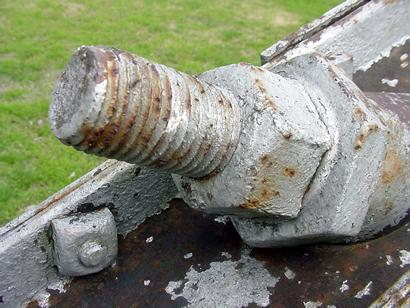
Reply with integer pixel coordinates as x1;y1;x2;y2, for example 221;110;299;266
401;61;408;68
165;248;279;307
303;301;322;308
145;236;154;243
184;253;193;259
284;267;296;280
381;78;399;87
221;252;232;259
386;255;393;265
354;281;373;299
214;216;229;224
400;53;408;61
340;280;349;293
399;250;410;268
144;280;150;286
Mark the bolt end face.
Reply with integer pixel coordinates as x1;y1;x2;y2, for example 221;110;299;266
49;46;107;146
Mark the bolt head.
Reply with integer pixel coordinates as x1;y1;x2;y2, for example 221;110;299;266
79;241;108;267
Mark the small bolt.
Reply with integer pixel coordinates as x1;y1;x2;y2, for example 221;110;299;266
49;46;241;178
78;240;108;267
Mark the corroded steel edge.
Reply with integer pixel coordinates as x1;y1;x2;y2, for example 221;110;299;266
260;0;368;64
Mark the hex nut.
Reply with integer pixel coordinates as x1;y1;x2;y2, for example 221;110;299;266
51;208;117;276
174;63;331;218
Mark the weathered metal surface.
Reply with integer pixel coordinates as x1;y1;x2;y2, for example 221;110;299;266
2;0;410;306
260;0;368;64
30;199;410;307
233;51;409;247
51;208;117;276
49;46;241;179
49;44;409;246
262;0;410;74
174;62;330;219
0;162;178;307
354;39;410;93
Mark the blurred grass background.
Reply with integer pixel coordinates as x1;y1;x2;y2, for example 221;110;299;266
0;0;342;225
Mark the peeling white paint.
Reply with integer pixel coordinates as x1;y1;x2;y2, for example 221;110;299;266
284;267;296;280
303;300;322;308
386;255;393;266
145;236;154;243
221;252;232;259
184;253;193;260
399;250;410;268
165;247;279;307
214;216;229;224
381;78;398;88
340;280;349;293
354;281;373;299
358;36;410;73
30;276;70;308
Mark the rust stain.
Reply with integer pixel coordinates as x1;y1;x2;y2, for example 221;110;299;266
354;124;379;150
255;78;266;93
239;154;280;210
282;131;293;139
381;149;403;185
264;98;277;111
384;200;394;215
353;107;367;121
260;154;273;167
283;167;296;177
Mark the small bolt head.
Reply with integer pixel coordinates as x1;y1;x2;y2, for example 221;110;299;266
78;241;108;267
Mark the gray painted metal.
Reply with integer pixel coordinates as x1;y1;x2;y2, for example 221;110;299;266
1;0;409;306
233;53;409;246
0;161;178;307
51;208;117;276
48;20;409;247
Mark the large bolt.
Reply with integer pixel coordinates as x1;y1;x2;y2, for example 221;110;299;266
49;46;241;178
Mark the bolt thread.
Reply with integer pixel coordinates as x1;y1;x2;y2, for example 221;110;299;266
50;46;241;178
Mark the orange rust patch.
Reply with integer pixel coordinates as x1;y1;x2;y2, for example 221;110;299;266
238;154;281;210
381;149;403;185
354;124;379;150
283;167;296;177
239;190;280;210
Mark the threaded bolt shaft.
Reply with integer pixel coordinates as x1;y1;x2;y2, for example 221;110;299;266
49;46;241;178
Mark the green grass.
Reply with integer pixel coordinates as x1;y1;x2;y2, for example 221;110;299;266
0;0;342;225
